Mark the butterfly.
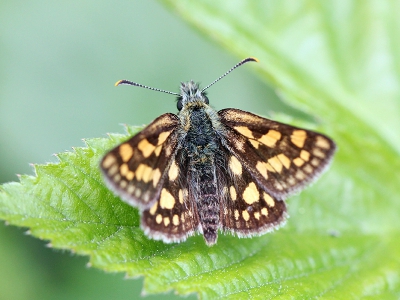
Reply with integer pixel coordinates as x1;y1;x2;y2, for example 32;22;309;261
100;57;336;246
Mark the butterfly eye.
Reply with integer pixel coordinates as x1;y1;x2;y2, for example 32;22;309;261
177;96;183;111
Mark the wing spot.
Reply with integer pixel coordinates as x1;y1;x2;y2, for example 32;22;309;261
316;136;331;149
119;180;127;188
107;164;119;176
152;168;161;187
102;154;116;168
300;150;310;161
313;148;326;158
127;184;135;194
149;202;158;215
163;217;170;227
243;182;259;205
113;174;121;183
268;156;283;173
160;188;175;209
304;164;313;174
172;214;179;226
311;158;320;166
293;157;305;167
256;161;269;179
295;170;306;180
154;146;162;157
277;153;291;169
234;209;240;221
263;192;275;207
229;186;237;201
229;156;242;176
291;130;307;148
168;161;179;181
138;139;156;158
288;176;296;186
258;130;281;147
234;126;254;139
157;131;171;145
261;208;268;216
254;212;260;220
120;163;129;177
156;214;162;224
178;189;184;204
119;144;134;162
134;188;141;198
249;139;260;149
242;210;250;221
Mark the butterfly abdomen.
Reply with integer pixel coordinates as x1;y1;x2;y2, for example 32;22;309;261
182;106;221;245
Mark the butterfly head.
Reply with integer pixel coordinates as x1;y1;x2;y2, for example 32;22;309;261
177;80;209;111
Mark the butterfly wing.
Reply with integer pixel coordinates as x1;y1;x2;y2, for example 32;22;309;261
217;145;287;236
141;149;200;243
218;108;336;198
100;113;180;209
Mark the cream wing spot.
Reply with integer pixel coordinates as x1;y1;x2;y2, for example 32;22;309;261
263;192;275;207
243;182;260;205
304;164;313;174
154;146;162;157
120;163;129;177
254;212;260;220
316;136;331;149
172;215;179;226
293;157;305;167
313;148;326;158
138;139;156;158
249;139;260;149
242;210;250;222
234;210;240;221
229;156;242;176
178;189;184;204
229;186;237;201
160;188;175;209
156;214;162;224
256;161;269;179
268;156;283;173
277;153;291;169
300;150;310;161
234;126;254;139
311;158;320;167
119;144;134;162
261;208;268;216
107;164;119;176
168;161;179;181
102;154;116;168
163;217;170;227
157;131;171;145
291;130;307;148
258;130;281;147
149;202;158;215
152;168;161;187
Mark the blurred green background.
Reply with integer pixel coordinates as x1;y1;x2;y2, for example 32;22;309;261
0;1;296;299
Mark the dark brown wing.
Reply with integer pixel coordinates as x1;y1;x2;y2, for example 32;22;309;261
141;149;200;243
100;113;180;209
217;145;287;235
218;108;336;198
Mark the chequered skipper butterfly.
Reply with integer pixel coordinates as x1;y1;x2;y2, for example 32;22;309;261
100;58;336;246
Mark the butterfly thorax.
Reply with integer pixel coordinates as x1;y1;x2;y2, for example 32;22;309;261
177;82;223;245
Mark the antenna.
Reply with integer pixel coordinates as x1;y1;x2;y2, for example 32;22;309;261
201;57;259;92
115;57;258;95
114;80;179;96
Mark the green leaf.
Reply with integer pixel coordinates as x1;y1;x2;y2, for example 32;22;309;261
1;1;400;299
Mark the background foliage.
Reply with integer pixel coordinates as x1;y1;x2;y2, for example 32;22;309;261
1;1;400;299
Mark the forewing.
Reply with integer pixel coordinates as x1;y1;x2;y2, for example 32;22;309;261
218;146;287;235
142;150;200;243
100;113;180;209
218;108;336;197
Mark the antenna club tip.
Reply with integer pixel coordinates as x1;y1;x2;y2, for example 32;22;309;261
115;80;123;86
247;57;259;63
